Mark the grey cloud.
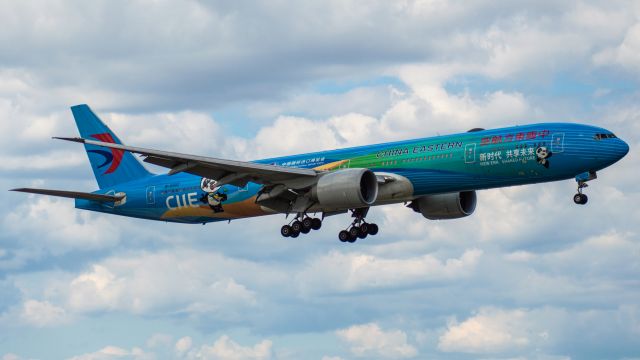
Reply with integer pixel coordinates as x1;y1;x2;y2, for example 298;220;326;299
1;0;634;112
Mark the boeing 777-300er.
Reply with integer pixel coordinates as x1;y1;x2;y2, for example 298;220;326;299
11;105;629;243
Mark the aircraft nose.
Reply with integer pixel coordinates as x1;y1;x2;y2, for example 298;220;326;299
618;138;630;159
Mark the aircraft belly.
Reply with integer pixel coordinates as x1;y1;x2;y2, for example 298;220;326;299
160;195;271;220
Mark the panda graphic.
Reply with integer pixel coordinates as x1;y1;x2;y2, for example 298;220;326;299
535;146;552;168
199;178;228;213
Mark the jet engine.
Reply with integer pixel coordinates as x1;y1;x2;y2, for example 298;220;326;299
311;168;378;209
409;191;477;220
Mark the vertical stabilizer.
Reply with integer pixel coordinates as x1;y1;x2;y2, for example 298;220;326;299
71;104;151;189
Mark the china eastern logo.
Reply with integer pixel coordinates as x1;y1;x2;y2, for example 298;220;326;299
87;133;124;174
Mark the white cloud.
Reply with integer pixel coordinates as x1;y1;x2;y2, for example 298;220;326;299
105;111;226;157
296;249;482;295
64;251;262;317
20;299;67;327
187;335;272;360
248;85;400;120
594;22;640;73
2;354;21;360
0;151;84;171
175;336;193;355
3;196;122;254
67;264;127;313
438;308;533;353
67;346;152;360
336;323;417;358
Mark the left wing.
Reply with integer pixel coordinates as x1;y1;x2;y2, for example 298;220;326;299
55;137;319;187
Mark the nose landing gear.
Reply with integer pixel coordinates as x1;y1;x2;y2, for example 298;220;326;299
573;186;588;205
573;171;596;205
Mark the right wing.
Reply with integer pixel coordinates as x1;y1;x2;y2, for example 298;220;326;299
10;188;124;202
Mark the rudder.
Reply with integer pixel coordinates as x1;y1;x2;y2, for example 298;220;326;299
71;104;151;189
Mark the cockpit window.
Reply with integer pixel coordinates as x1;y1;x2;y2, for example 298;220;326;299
594;133;617;140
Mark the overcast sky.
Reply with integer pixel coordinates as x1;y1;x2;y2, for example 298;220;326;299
1;1;639;359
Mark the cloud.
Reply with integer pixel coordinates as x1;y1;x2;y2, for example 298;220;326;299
437;305;640;357
3;0;633;114
64;335;274;360
186;335;272;360
247;84;401;120
296;249;482;296
438;308;532;353
67;346;152;360
594;21;640;73
1;1;640;359
175;336;193;355
336;323;417;358
64;251;263;318
3;196;122;255
19;299;68;327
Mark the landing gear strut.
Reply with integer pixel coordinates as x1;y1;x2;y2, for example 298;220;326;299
573;171;596;205
338;208;379;243
281;214;322;238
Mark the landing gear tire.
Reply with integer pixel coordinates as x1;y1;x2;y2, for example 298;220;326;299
290;230;300;238
311;218;322;230
302;217;313;231
349;227;359;239
291;220;303;233
281;225;292;237
300;226;311;234
573;193;588;205
367;223;379;235
338;230;350;242
347;235;357;243
357;224;369;239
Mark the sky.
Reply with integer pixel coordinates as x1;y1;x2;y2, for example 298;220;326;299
1;1;639;359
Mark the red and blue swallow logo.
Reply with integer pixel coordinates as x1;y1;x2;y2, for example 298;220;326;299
87;133;124;174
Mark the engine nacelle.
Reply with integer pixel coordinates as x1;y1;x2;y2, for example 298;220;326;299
311;168;378;209
410;191;477;220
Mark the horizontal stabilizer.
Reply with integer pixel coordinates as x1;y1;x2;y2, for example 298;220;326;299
10;188;124;202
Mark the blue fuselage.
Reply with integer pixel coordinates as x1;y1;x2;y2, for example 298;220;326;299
76;123;629;223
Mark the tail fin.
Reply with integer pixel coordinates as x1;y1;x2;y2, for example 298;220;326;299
71;104;151;189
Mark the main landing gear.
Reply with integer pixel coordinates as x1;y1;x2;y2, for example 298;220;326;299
280;215;322;238
279;208;379;243
338;208;379;243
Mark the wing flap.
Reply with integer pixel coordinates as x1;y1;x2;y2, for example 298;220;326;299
11;188;123;202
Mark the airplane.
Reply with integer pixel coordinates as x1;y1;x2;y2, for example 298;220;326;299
11;104;629;243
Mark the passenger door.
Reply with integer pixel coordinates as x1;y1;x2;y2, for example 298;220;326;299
146;186;155;205
464;143;476;163
551;133;565;153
